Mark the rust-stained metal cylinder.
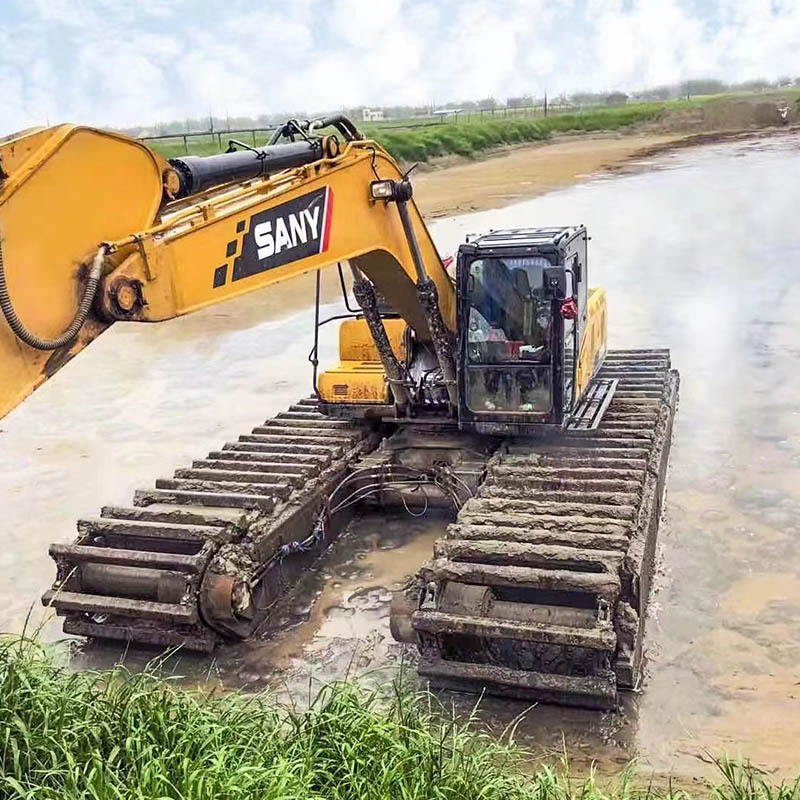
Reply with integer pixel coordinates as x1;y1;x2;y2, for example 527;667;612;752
491;600;595;629
80;563;186;604
438;580;595;628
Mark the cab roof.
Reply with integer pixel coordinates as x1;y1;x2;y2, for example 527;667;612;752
466;227;585;250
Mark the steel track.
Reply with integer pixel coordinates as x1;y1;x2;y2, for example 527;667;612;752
44;398;376;650
409;349;679;709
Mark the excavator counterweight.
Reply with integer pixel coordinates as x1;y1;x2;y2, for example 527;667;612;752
0;115;677;709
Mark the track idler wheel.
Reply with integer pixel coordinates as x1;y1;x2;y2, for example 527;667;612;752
199;571;257;640
389;588;418;644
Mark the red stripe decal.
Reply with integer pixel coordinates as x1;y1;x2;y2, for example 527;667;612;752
321;186;334;252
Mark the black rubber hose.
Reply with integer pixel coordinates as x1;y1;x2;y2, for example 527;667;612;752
0;238;107;350
310;115;362;141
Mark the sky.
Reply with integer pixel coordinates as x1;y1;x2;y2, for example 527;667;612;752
1;0;799;132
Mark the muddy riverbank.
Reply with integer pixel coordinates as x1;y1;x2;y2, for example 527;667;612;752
413;132;684;216
413;123;798;218
3;129;800;784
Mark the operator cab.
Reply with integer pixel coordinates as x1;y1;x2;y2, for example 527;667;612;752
456;226;604;435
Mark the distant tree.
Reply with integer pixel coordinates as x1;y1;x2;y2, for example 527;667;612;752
506;94;533;108
732;78;770;92
647;85;674;100
631;85;673;101
605;92;628;105
680;79;727;98
477;97;497;110
570;91;605;106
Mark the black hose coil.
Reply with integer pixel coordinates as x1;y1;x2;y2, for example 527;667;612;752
0;237;107;350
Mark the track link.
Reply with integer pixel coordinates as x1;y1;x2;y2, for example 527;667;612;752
44;398;375;651
406;349;679;709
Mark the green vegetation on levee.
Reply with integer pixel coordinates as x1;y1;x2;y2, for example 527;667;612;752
1;636;799;799
149;103;665;164
367;103;664;162
146;87;800;165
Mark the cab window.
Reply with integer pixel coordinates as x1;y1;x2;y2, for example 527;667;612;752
467;257;553;365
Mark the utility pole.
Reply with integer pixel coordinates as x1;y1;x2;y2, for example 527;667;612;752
544;89;548;117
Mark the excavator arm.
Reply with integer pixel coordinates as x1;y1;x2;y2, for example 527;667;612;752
0;120;454;418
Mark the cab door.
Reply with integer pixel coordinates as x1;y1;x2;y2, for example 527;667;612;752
457;253;558;432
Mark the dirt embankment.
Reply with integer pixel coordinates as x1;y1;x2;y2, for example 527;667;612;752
412;133;682;217
641;94;799;134
412;98;798;218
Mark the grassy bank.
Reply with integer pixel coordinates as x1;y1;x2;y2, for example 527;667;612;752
1;637;799;799
147;89;800;164
148;103;665;163
369;103;666;162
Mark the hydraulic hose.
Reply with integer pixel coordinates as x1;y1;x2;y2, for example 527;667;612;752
0;238;107;350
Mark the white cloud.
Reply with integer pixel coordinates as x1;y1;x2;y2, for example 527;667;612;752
1;0;799;132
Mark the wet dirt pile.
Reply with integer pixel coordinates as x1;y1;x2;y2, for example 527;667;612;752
641;96;799;135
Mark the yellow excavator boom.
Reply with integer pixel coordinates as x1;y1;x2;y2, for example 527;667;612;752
0;122;453;419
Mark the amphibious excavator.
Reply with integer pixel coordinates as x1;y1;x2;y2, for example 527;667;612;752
0;116;678;708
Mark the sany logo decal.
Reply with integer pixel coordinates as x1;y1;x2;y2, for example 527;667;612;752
253;204;322;260
231;186;334;283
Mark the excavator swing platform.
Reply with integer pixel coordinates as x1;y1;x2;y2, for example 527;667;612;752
0;115;678;708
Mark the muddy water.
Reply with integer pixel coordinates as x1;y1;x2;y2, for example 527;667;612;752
3;132;800;779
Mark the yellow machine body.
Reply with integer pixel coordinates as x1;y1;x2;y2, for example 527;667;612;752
319;291;608;411
576;287;608;398
318;317;407;404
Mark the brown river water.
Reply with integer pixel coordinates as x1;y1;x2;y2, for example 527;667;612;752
2;131;800;780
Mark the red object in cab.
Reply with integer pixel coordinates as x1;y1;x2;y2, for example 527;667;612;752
560;297;579;319
508;341;523;358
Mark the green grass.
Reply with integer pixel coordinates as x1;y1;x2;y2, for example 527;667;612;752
149;132;279;160
367;104;667;162
2;636;799;799
146;89;800;164
146;104;667;163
